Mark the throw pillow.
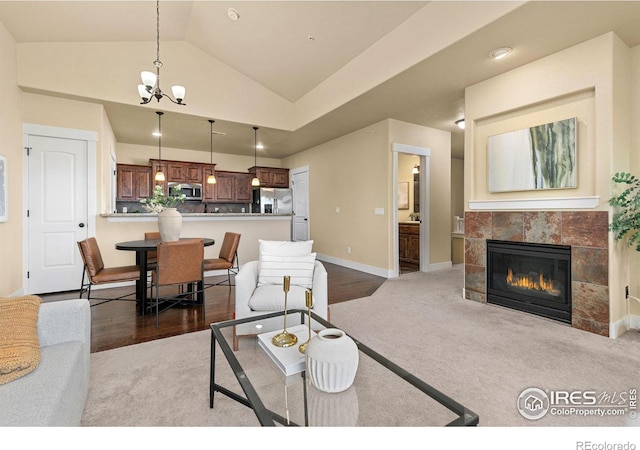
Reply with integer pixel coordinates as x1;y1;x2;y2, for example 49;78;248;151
0;296;42;385
258;253;316;289
258;239;314;257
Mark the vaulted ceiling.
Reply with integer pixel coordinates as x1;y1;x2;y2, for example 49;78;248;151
2;1;640;160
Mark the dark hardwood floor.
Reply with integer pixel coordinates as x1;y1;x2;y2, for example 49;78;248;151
39;262;386;353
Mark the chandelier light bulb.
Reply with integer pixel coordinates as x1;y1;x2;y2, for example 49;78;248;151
141;71;157;89
171;85;185;103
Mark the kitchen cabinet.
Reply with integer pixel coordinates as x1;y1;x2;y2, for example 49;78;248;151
399;223;420;266
203;169;253;203
234;173;253;202
116;164;152;201
151;159;203;184
248;166;289;188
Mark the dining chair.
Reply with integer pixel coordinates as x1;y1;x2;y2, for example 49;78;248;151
77;237;140;307
152;239;205;329
145;231;161;300
144;231;161;268
203;232;241;291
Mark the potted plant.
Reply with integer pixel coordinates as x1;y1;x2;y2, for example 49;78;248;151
141;184;187;241
609;172;640;251
140;184;186;213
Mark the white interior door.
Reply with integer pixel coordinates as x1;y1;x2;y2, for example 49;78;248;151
291;167;309;241
26;135;89;294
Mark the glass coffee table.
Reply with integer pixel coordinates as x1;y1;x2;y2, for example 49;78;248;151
209;309;479;426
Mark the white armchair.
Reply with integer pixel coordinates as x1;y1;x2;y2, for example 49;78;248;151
233;240;329;348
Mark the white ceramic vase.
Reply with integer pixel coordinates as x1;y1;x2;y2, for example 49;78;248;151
305;328;359;393
158;208;182;241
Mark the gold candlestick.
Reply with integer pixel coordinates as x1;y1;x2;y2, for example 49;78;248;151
272;276;298;348
298;289;313;353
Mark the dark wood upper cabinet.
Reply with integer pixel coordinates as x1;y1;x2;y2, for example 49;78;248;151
235;173;253;202
206;171;253;203
123;159;254;204
150;159;203;184
116;164;151;201
248;166;289;188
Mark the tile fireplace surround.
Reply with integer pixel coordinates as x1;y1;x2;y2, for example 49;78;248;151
464;211;609;337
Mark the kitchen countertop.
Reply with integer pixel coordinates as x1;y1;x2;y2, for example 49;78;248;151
103;212;292;222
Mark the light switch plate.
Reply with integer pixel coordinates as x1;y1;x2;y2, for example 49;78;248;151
374;208;384;215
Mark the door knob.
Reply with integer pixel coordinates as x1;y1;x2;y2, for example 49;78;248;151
79;223;85;228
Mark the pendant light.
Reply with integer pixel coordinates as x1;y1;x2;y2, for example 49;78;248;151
138;0;186;105
251;126;260;187
207;120;216;184
154;111;165;182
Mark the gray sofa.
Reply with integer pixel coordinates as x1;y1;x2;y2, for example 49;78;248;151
0;299;91;426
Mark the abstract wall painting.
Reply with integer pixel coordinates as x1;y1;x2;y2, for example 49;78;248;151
487;118;577;193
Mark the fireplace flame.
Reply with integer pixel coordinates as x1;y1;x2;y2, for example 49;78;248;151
506;267;557;293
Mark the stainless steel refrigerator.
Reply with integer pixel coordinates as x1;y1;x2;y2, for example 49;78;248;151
252;188;293;214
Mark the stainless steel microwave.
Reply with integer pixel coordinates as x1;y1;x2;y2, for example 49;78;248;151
168;182;202;200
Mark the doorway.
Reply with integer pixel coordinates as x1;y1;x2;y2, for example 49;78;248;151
291;166;310;241
392;143;430;277
23;124;97;294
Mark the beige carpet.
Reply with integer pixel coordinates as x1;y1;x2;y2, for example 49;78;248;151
81;264;640;427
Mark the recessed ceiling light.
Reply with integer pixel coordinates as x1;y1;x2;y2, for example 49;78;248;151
490;47;512;60
152;131;161;137
227;8;240;21
256;143;264;150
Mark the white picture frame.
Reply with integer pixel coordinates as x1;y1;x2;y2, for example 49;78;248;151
0;155;6;222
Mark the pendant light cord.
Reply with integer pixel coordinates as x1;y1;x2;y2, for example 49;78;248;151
156;0;160;63
253;126;258;167
210;120;214;166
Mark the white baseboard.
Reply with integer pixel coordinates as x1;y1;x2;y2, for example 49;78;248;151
609;314;640;339
316;254;392;278
427;261;453;272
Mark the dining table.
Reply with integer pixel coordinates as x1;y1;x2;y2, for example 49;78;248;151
115;237;215;315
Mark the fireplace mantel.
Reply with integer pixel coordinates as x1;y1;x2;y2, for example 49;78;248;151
468;197;600;211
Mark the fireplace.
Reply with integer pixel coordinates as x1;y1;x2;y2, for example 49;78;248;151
486;240;571;324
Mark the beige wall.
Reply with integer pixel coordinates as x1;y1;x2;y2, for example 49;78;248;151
17;41;293;131
283;120;391;272
283;118;451;274
389;119;451;268
464;32;634;327
451;158;464;226
0;21;23;296
628;45;640;320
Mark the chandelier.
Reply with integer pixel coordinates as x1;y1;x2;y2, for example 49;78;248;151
138;0;186;105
